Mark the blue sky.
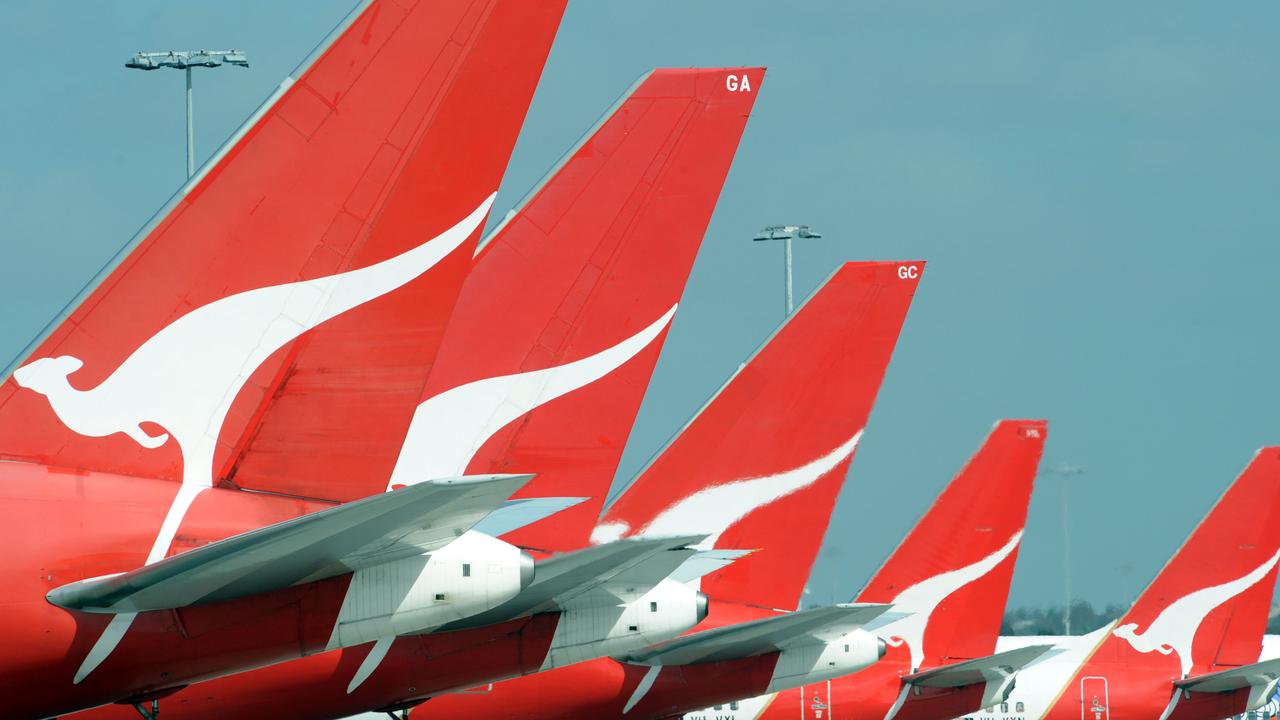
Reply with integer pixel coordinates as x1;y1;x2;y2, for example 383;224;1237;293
2;1;1280;611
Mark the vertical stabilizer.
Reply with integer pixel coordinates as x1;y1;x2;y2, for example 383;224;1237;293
598;261;923;610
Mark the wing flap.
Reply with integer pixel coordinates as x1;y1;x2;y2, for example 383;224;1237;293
48;474;534;613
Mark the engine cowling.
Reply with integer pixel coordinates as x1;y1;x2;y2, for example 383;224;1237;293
329;531;533;647
765;627;885;692
542;578;709;669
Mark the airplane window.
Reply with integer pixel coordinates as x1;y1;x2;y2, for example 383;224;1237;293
462;563;471;577
1016;702;1024;712
650;601;658;612
731;702;740;710
713;706;722;711
1001;703;1008;713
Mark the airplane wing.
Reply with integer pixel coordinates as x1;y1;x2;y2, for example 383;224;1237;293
471;497;589;538
666;550;755;585
621;603;892;666
903;644;1056;688
47;474;535;614
438;535;707;630
554;542;734;607
1174;657;1280;693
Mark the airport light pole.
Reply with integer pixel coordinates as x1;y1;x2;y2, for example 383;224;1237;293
753;225;821;317
1042;461;1085;635
126;50;249;178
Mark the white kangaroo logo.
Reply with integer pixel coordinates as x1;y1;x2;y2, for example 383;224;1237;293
590;431;862;549
386;305;677;489
881;531;1023;672
16;193;495;683
1112;548;1280;678
16;194;493;490
342;307;679;692
879;531;1023;720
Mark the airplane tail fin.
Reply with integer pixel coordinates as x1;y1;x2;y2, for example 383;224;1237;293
1106;447;1280;678
0;0;565;499
856;419;1046;667
386;68;765;548
597;261;924;611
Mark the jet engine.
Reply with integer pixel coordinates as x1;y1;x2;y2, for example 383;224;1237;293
329;531;534;648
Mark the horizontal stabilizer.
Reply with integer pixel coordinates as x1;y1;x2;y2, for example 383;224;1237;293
904;644;1056;688
48;474;535;613
622;603;891;666
440;535;706;630
1174;657;1280;693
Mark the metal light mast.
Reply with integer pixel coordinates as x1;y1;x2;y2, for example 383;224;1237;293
126;49;249;178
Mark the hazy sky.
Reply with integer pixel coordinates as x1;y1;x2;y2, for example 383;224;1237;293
2;1;1279;611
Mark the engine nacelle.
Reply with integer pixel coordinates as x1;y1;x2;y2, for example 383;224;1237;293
541;578;709;669
329;531;534;648
765;627;885;693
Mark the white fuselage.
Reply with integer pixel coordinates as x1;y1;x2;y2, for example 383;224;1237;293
679;633;1280;720
952;631;1280;720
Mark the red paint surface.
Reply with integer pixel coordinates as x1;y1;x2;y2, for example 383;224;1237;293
62;63;760;720
0;0;564;715
409;263;926;720
603;261;923;612
1042;449;1280;720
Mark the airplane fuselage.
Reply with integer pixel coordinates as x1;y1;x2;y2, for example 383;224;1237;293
677;632;1280;720
0;462;565;718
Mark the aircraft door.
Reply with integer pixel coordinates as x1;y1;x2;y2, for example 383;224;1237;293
1080;677;1109;720
803;681;832;719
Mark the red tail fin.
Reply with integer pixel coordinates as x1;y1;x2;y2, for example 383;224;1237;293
596;261;923;610
385;67;765;550
0;0;565;500
856;419;1046;667
1093;448;1280;678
